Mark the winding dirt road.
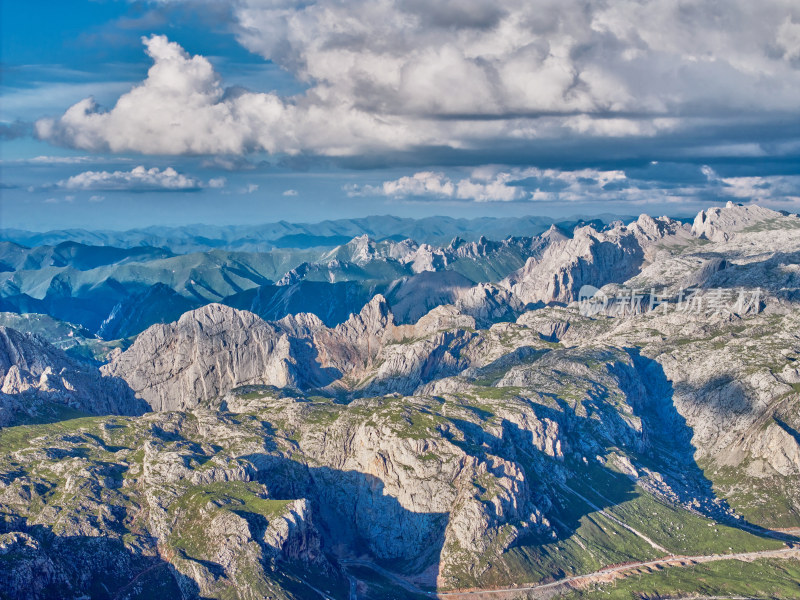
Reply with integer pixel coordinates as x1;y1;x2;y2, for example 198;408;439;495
439;547;800;599
345;548;800;600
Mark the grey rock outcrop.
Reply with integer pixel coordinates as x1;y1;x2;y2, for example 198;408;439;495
692;201;781;241
101;303;301;411
0;326;145;425
503;223;646;305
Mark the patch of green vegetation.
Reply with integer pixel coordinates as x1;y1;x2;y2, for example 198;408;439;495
0;416;108;453
706;464;800;529
470;385;524;401
383;336;424;347
453;398;497;420
236;391;271;400
301;401;344;425
11;402;94;426
676;237;713;252
741;217;800;233
489;508;662;589
384;406;448;440
168;481;291;558
566;461;638;503
565;557;800;599
231;384;302;400
475;472;503;503
171;481;289;519
571;459;788;553
417;452;439;461
602;487;784;555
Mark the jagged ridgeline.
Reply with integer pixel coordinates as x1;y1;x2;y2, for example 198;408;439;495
0;214;599;342
2;203;800;599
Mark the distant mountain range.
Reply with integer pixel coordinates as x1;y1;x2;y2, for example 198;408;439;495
0;213;629;252
0;215;613;341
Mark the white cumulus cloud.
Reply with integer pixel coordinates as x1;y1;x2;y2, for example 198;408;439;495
348;167;627;202
351;164;800;207
778;17;800;61
57;166;207;191
35;35;423;157
35;2;800;158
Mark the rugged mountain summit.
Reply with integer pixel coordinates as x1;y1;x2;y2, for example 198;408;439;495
502;214;692;305
692;200;784;242
102;294;501;410
101;303;302;411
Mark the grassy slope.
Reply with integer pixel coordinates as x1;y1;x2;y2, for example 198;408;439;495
565;557;800;599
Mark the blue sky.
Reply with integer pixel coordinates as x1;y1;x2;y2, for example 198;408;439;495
2;0;800;231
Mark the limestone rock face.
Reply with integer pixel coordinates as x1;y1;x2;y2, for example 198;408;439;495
692;201;781;241
262;498;323;563
501;214;694;307
314;294;394;373
391;304;476;339
746;421;800;477
515;307;576;341
503;223;647;305
628;213;693;252
0;326;145;425
452;282;524;325
101;303;300;411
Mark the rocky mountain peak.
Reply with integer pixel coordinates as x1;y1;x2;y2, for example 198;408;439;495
632;213;675;240
628;213;693;256
277;261;310;286
541;223;568;242
275;311;327;337
0;326;57;376
334;293;394;341
692;201;782;241
102;304;297;411
345;233;378;264
178;301;263;331
503;223;644;305
0;326;145;424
